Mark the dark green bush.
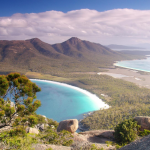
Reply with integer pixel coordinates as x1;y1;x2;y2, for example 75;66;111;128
114;119;140;145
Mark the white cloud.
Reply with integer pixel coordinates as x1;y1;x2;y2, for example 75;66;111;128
0;9;150;45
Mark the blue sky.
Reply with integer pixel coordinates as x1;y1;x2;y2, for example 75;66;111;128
0;0;150;47
1;0;150;16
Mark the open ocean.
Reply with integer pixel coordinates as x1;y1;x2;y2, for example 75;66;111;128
31;79;109;122
114;57;150;72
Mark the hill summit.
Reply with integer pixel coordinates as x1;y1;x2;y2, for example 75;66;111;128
0;37;130;74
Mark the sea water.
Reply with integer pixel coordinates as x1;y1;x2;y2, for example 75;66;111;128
30;79;109;122
114;57;150;72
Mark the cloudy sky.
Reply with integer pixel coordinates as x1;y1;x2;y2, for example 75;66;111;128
1;0;150;47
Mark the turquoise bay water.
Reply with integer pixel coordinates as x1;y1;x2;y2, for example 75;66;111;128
31;79;108;122
114;57;150;72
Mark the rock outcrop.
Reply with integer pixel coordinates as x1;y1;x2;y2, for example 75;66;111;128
35;123;49;131
0;126;12;133
72;130;115;150
134;116;150;131
79;130;115;139
57;119;78;133
26;127;39;134
119;134;150;150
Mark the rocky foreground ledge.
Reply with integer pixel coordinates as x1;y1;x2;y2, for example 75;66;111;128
1;116;150;150
118;134;150;150
32;130;116;150
53;119;116;150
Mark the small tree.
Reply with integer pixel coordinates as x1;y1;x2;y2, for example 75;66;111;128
0;72;41;127
114;119;140;145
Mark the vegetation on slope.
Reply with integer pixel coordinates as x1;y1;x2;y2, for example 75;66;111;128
78;74;150;130
0;118;73;149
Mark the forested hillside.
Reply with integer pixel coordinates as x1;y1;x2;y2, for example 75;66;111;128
79;74;150;130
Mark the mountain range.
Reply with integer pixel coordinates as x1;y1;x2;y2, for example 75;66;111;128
0;37;143;75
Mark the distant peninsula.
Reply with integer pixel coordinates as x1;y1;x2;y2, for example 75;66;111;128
106;44;145;50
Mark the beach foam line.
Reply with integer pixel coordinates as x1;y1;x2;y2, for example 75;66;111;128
30;79;109;110
114;63;150;73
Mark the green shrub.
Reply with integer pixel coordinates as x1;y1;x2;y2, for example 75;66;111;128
115;144;122;149
105;141;123;149
105;141;113;147
35;114;59;128
38;128;73;146
47;118;59;128
114;119;140;145
9;126;26;137
90;144;104;150
139;129;150;137
36;114;47;124
0;130;38;149
28;115;38;127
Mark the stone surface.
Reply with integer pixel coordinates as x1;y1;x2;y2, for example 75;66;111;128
134;116;150;131
26;127;39;134
79;130;115;139
39;124;45;131
0;126;12;133
72;131;115;150
119;134;150;150
57;119;78;133
35;123;49;131
32;144;71;150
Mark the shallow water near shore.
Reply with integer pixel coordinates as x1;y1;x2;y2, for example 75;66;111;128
31;79;109;122
114;57;150;72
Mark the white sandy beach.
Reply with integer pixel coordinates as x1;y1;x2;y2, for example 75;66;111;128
30;79;109;109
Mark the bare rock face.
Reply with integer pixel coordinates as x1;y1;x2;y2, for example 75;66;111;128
119;134;150;150
134;116;150;131
26;127;39;134
57;119;78;133
72;130;115;150
79;130;115;140
35;123;49;131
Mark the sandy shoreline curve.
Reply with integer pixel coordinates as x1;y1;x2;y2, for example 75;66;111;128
30;79;109;110
114;62;150;73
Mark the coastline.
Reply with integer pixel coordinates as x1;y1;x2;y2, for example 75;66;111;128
98;67;150;89
114;56;150;73
114;63;150;73
30;79;109;132
30;79;109;110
